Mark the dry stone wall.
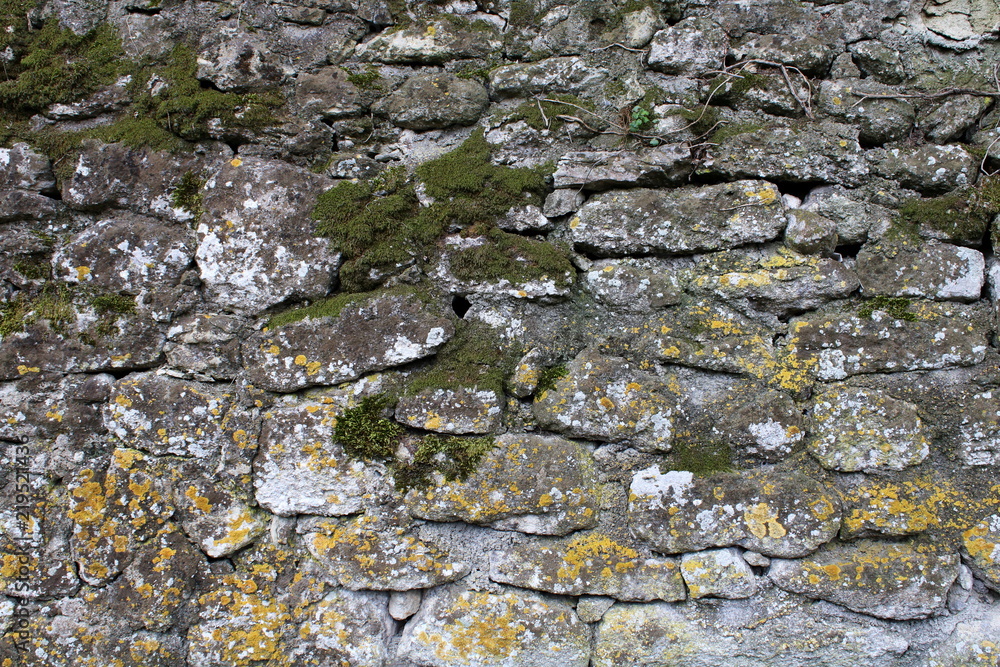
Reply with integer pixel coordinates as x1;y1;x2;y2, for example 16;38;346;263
1;0;1000;664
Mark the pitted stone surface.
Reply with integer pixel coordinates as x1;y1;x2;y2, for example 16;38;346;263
769;540;960;620
242;291;453;392
875;144;976;194
571;180;787;257
808;385;929;472
856;242;985;302
195;156;340;314
356;18;502;64
582;259;683;312
647;17;729;76
628;467;841;557
406;433;599;535
552;145;692;191
0;143;55;192
680;548;759;599
374;72;488;130
532;348;675;452
489;56;608;97
397;586;591;667
789;301;989;380
395;387;502;434
490;530;685;602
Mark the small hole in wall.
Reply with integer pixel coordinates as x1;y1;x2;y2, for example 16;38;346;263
834;242;863;259
451;294;471;318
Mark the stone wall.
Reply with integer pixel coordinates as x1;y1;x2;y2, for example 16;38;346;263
1;0;1000;664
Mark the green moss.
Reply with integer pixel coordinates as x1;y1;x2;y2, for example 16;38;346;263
335;394;402;461
448;228;574;287
313;130;552;292
670;106;721;139
0;281;77;337
857;295;918;322
91;293;136;337
898;176;1000;244
535;363;567;394
708;122;764;145
508;0;537;26
706;71;767;105
343;67;383;90
407;320;514;396
455;61;496;81
12;258;50;280
508;94;596;132
264;285;427;330
393;434;494;492
0;296;32;338
663;440;734;476
170;171;205;221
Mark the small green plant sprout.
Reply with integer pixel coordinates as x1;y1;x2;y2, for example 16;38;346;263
629;105;651;133
335;394;402;461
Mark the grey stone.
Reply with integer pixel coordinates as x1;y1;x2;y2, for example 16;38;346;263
406;433;600;536
961;513;1000;591
356;18;501;64
389;590;422;620
0;189;63;222
489;56;608;98
498;204;552;233
800;184;895;245
920;94;992;144
647;18;729;76
394;387;502;434
295;67;364;119
242;291;453;393
172;470;267;558
0;143;55;193
552;145;692;191
769;540;959;620
571;180;787;256
164;313;245;381
784;210;838;256
582;258;683;312
576;596;615;623
543;189;585;218
849;39;906;84
196;156;341;314
730;33;836;74
874;144;976;194
808;385;929;472
397;586;591;667
857;241;985;302
628;467;841;558
374;72;487;130
816;79;916;145
532;348;676;452
490;530;686;602
680;548;759;599
195;38;290;92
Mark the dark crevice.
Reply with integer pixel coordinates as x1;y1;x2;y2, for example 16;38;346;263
104;367;133;380
451;294;471;318
773;181;818;201
199;78;225;93
834;242;863;259
124;6;161;14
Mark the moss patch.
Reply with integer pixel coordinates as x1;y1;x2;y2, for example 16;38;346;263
708;122;764;145
394;434;494;492
312;129;552;292
535;363;567;394
0;281;76;337
342;66;383;90
335;394;402;461
507;94;597;132
448;228;574;287
91;293;136;338
857;295;918;322
663;440;734;476
406;320;515;396
170;171;205;221
898;176;1000;244
12;258;50;281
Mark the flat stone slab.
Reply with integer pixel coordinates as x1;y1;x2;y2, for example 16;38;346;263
490;531;685;602
769;540;959;620
874;144;976;194
809;385;929;472
552;145;692;191
489;56;607;97
856;242;985;302
581;259;683;312
532;348;676;452
394;387;502;435
789;301;989;380
571;180;787;257
406;433;600;536
242;291;453;392
628;467;841;557
680;548;759;599
397;586;591;667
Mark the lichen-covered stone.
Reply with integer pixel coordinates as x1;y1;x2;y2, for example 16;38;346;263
164;313;245;381
809;385;929;472
800;184;894;245
647;17;729;76
784;209;838;256
242;291;453;392
195;156;340;314
356;18;501;64
680;548;759;599
195;39;288;92
395;387;502;434
532;348;676;452
571;180;787;257
789;301;989;380
592;591;912;667
406;433;599;535
292;588;395;667
769;540;960;620
950;388;1000;466
730;33;835;74
856;242;985;302
689;246;859;316
816;79;916;145
374;72;488;130
707;122;870;186
173;471;268;558
305;514;469;591
628;467;841;557
874;144;976;194
490;531;685;602
838;475;972;539
103;373;259;459
962;513;1000;591
397;586;591;667
582;258;683;312
925;603;1000;666
489;56;608;97
552;145;692;191
253;398;387;517
919;94;992;144
0;143;55;193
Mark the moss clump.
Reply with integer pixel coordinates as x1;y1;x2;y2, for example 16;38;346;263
265;292;368;330
407;320;515;396
508;0;537;26
535;363;567;394
0;281;77;337
671;105;721;139
91;293;136;337
898;176;1000;244
343;67;383;90
335;394;402;461
170;171;205;221
706;71;767;105
857;295;918;322
507;94;597;132
448;228;574;287
394;434;494;492
313;130;552;292
708;122;764;145
664;440;734;476
12;258;50;280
